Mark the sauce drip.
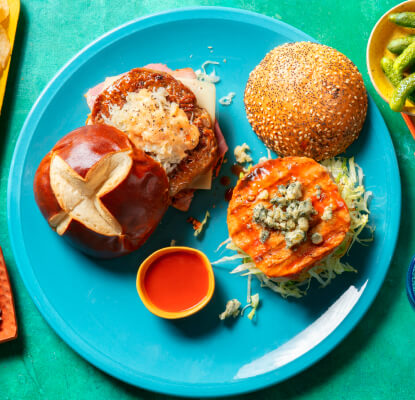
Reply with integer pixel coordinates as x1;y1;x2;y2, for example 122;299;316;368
225;187;234;201
231;164;244;177
220;176;231;186
144;251;209;313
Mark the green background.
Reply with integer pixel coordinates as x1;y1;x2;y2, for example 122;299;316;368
1;0;414;398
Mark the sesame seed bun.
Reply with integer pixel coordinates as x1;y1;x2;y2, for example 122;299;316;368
244;42;367;161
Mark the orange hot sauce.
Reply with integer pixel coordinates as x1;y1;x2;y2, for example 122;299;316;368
143;251;210;313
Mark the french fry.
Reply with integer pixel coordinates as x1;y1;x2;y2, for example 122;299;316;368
0;24;10;70
0;0;9;24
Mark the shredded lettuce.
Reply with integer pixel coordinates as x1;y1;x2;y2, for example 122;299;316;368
214;157;373;299
241;293;260;320
194;211;210;237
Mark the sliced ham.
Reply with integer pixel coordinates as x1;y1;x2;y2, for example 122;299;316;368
84;74;124;110
214;120;228;158
143;63;197;80
142;63;173;73
171;68;197;79
171;189;195;212
212;120;228;177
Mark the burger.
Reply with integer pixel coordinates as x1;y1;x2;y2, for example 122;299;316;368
244;42;367;161
218;155;371;298
34;64;229;257
85;63;228;211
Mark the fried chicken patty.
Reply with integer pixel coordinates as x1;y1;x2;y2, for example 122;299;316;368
90;68;218;199
227;157;351;278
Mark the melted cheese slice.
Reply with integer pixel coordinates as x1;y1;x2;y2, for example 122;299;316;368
177;78;216;189
177;78;216;123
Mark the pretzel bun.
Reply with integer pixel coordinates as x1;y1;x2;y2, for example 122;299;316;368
33;125;169;258
244;42;367;161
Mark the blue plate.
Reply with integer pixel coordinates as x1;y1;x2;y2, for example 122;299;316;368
407;256;415;310
8;7;401;397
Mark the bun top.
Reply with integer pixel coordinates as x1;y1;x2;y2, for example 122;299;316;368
34;124;170;257
244;42;367;161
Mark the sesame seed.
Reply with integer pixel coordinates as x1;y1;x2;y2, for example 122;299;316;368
244;41;366;160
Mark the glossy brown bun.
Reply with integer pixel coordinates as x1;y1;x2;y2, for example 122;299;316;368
33;124;169;258
244;42;367;161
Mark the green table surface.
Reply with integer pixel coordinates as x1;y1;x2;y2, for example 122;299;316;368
1;0;414;399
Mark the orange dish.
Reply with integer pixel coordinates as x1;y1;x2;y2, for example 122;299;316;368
136;247;215;319
227;157;350;279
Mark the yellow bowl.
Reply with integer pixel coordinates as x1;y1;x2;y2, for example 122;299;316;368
136;246;215;319
367;0;415;115
0;0;20;115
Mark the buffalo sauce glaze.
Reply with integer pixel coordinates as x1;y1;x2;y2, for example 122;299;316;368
231;164;244;177
143;251;209;313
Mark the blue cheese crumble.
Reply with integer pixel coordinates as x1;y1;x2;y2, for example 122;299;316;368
234;143;252;164
311;232;323;244
219;299;241;320
252;182;319;249
322;205;333;221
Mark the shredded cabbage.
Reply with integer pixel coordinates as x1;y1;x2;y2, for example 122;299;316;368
195;61;220;83
241;293;260;320
219;92;236;106
214;157;373;299
194;211;210;237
